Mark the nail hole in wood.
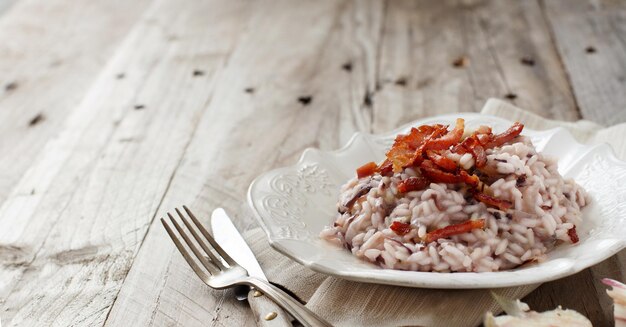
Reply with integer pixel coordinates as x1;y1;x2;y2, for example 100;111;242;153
504;93;517;100
298;96;312;106
244;87;255;94
452;56;469;68
134;104;145;110
341;62;352;72
5;82;18;92
28;113;44;126
520;56;535;66
395;77;407;86
363;91;373;107
192;69;205;77
585;46;596;54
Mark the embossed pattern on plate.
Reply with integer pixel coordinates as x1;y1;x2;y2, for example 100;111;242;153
248;113;626;289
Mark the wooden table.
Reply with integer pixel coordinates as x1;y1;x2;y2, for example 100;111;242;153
0;0;624;326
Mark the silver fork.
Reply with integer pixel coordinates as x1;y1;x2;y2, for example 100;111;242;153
161;206;332;327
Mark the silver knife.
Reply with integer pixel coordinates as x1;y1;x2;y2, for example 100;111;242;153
210;208;291;326
211;208;268;281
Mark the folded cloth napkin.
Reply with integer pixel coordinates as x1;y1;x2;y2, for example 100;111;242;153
242;98;626;327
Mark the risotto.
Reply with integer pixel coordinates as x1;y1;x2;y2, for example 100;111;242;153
320;119;588;272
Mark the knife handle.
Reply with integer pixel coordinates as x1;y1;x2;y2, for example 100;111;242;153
244;277;332;327
247;287;291;327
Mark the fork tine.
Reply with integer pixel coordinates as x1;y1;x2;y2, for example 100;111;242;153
183;205;237;266
175;208;226;270
167;213;220;275
161;218;211;281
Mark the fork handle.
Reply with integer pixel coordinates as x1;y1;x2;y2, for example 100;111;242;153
243;277;332;327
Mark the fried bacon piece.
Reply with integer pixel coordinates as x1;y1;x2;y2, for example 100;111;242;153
426;150;457;171
424;219;486;243
397;177;429;193
460;136;487;167
378;159;393;176
423;118;465;151
483;122;524;149
473;192;512;211
390;221;412;236
386;125;448;172
459;170;480;188
567;226;579;244
420;160;461;184
386;142;421;173
420;160;481;187
356;161;378;178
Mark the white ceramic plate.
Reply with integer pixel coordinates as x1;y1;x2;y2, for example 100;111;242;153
248;113;626;289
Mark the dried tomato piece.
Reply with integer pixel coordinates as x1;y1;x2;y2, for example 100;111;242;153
397;177;429;193
425;219;486;243
356;161;378;178
484;122;524;148
425;150;457;171
423;118;465;151
567;226;579;244
473;192;512;211
378;159;393;176
390;221;412;236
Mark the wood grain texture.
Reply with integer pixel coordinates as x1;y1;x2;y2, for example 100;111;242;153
0;0;250;325
0;0;151;206
105;0;383;325
0;0;622;326
542;0;626;126
519;1;626;324
372;0;580;133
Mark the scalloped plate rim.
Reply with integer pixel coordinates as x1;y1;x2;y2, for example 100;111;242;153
247;113;626;289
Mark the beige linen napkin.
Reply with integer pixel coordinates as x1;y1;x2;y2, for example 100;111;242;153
243;98;626;327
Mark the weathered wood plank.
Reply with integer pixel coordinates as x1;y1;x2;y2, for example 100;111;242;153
543;0;626;126
371;0;579;133
520;2;626;324
105;0;383;325
0;0;253;325
0;0;151;206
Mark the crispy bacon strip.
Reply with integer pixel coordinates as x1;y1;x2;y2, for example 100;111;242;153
460;137;487;167
386;125;448;172
484;122;524;149
390;221;412;236
473;192;512;211
568;226;579;244
397;177;429;193
426;150;457;171
459;170;480;188
425;219;486;243
419;160;481;188
420;160;461;184
356;161;378;179
387;142;421;173
378;159;393;176
423;118;465;151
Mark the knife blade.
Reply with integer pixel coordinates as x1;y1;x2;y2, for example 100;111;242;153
211;208;268;281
